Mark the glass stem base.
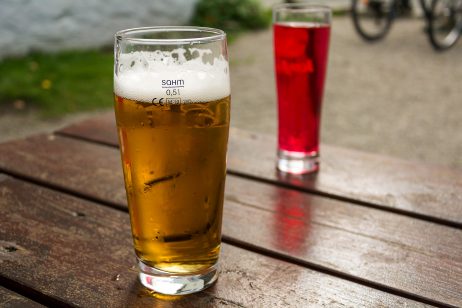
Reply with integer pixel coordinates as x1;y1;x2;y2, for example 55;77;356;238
137;259;218;295
277;149;319;174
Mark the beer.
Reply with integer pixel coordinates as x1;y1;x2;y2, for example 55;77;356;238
114;27;230;294
114;94;230;273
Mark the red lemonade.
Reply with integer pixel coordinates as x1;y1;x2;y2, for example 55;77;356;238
273;22;330;155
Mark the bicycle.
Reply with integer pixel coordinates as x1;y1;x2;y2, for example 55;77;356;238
351;0;462;50
429;0;462;49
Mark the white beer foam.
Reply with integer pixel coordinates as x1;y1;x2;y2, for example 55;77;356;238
114;49;230;103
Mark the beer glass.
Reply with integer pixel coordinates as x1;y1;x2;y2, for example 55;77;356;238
114;27;230;295
273;4;331;174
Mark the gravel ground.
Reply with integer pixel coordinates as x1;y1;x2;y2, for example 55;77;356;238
1;15;461;169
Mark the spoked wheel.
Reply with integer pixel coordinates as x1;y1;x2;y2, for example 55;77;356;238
351;0;396;41
428;0;462;50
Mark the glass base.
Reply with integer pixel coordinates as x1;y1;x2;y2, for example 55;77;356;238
277;149;319;174
138;259;218;295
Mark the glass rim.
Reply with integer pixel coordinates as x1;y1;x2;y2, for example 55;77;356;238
273;3;332;13
115;26;226;45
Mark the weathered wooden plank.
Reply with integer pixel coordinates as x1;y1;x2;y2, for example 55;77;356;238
0;134;127;208
59;112;118;146
57;112;462;226
0;176;423;308
227;129;462;227
223;176;462;307
0;286;44;308
0;135;461;306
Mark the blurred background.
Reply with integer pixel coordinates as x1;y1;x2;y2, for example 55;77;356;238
0;0;460;168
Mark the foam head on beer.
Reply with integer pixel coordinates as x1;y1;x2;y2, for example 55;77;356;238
114;48;230;103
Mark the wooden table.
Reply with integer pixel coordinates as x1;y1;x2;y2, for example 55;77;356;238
1;112;461;307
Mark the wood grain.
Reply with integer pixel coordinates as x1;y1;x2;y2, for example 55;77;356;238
0;286;44;308
0;176;422;308
59;112;118;147
57;112;462;226
223;176;462;307
0;135;460;306
227;128;462;227
0;134;127;208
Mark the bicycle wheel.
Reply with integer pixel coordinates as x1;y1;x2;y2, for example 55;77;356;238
351;0;396;41
428;0;462;50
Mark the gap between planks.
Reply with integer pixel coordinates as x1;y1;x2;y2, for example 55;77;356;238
0;276;71;308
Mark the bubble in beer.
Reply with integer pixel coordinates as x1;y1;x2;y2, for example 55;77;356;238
186;108;214;128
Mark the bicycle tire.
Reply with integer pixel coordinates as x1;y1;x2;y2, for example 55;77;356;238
351;0;395;41
428;0;462;50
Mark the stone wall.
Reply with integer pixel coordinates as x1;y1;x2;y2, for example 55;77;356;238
0;0;198;59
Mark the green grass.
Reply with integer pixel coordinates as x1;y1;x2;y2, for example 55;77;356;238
191;0;271;43
192;0;271;31
0;50;113;117
0;0;271;117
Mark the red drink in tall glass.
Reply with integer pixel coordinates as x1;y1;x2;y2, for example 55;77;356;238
274;22;330;172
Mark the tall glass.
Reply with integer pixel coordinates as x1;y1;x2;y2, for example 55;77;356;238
273;4;331;174
113;27;230;295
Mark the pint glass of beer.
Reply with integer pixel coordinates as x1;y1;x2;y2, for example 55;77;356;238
273;4;331;174
113;27;230;295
